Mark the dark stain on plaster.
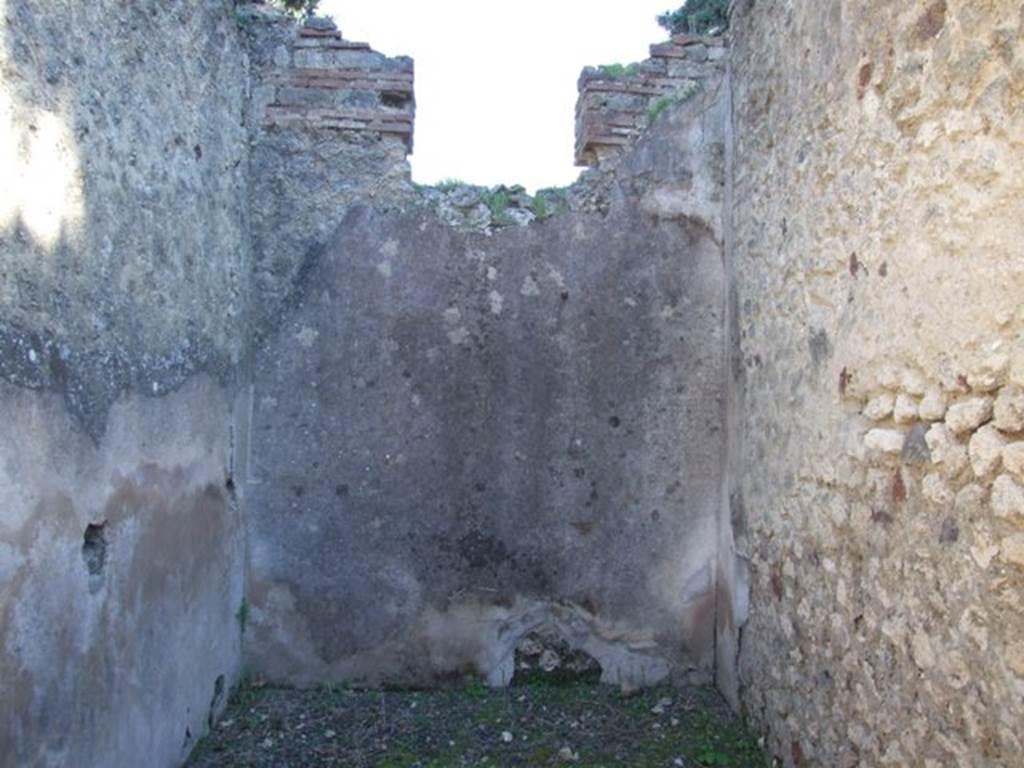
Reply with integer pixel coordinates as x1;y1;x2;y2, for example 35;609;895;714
939;517;959;544
729;490;747;537
791;740;807;767
915;0;948;43
808;329;831;369
871;508;894;525
3;464;236;766
891;471;907;505
839;367;853;396
570;519;595;536
769;561;784;601
857;62;873;97
457;530;515;572
0;319;237;442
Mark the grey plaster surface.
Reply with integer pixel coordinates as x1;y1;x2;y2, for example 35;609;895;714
246;196;725;687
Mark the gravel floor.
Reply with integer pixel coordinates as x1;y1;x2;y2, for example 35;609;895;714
187;672;771;768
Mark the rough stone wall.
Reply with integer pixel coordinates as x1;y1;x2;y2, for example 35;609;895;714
238;7;415;332
0;0;250;438
727;1;1024;765
0;2;250;766
244;82;730;690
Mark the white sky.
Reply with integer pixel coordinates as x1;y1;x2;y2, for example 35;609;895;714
319;0;677;191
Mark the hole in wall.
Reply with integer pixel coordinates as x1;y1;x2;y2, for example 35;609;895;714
380;91;410;109
81;521;107;593
208;674;226;729
512;631;602;687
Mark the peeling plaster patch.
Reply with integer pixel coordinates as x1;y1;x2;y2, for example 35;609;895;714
641;184;696;221
488;290;504;316
547;267;567;290
443;307;469;345
447;327;470;345
295;326;319;349
679;562;713;604
520;275;541;297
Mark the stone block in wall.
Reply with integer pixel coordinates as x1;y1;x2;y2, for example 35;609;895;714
574;34;726;168
244;13;415;153
728;0;1024;763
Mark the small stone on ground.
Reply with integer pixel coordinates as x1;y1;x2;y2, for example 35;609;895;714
187;674;769;767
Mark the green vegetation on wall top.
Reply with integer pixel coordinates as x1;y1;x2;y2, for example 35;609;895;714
657;0;729;36
271;0;321;19
647;81;704;124
595;62;642;79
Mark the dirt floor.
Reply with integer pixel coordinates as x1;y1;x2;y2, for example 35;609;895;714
187;671;771;768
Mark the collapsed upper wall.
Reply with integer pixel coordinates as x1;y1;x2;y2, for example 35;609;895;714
575;33;727;168
1;2;249;766
728;0;1024;764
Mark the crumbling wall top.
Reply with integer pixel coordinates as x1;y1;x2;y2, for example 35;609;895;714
239;9;415;153
575;34;727;168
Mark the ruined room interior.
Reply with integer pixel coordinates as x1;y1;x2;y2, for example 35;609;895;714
1;0;1022;766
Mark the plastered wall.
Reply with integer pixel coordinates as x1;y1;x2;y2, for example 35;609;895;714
0;2;250;766
244;76;731;690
